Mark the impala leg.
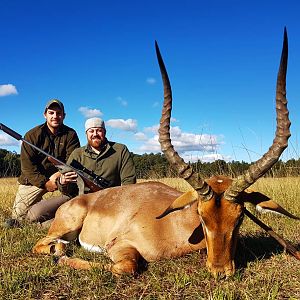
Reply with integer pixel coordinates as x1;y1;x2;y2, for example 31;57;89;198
57;256;103;270
108;245;141;275
33;197;88;256
32;235;67;256
55;246;141;275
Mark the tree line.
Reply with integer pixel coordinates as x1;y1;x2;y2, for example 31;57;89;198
0;149;21;177
1;148;300;179
132;153;300;178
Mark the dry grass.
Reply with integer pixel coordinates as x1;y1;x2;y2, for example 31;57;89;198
0;177;300;300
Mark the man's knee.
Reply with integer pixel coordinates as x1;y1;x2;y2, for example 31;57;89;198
12;184;47;220
27;195;70;222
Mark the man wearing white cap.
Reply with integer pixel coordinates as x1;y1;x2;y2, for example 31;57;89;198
4;99;80;228
58;117;136;197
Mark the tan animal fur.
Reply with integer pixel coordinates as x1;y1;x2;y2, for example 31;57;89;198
33;28;299;277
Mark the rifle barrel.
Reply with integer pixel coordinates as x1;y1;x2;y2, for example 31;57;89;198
0;122;110;191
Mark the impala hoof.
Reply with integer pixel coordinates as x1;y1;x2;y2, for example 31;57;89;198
52;256;61;264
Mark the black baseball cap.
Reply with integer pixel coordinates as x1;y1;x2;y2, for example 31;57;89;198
44;99;65;114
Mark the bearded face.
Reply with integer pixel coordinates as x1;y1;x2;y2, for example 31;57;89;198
86;127;106;150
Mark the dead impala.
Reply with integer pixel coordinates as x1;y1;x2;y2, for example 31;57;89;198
33;28;299;277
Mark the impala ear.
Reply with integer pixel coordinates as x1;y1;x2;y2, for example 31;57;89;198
244;190;300;220
256;200;300;220
156;190;198;219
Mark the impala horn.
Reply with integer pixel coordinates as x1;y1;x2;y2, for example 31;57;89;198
224;27;290;201
156;41;214;201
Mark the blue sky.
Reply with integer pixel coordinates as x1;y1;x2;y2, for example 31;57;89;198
1;0;300;163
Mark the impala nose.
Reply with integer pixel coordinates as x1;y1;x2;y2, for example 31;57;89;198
207;260;235;278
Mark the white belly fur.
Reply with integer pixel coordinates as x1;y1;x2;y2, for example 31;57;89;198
78;236;106;253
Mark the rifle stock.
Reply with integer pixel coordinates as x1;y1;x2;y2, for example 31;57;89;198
0;123;110;192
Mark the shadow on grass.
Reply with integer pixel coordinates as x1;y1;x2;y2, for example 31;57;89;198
45;232;299;277
235;232;300;271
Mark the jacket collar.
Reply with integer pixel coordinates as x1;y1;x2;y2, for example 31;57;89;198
42;122;66;136
85;139;110;157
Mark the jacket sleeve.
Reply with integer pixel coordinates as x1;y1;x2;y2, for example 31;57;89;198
66;131;80;160
20;132;48;188
57;149;80;197
56;174;79;198
120;146;137;185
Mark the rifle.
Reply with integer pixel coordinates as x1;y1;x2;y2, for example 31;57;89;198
0;123;111;192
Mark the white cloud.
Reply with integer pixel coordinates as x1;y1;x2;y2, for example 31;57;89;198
0;134;20;146
168;126;219;152
78;106;103;118
144;124;159;133
134;132;148;141
146;77;156;85
106;118;138;132
202;153;231;162
144;119;178;134
138;125;222;162
182;153;231;163
116;96;128;107
0;84;18;97
139;136;161;152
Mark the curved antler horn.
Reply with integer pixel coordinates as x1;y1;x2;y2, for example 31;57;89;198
224;28;291;201
155;41;214;201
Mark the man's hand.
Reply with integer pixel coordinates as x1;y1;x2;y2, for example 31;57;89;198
49;171;61;182
45;179;58;192
43;171;62;192
59;171;78;185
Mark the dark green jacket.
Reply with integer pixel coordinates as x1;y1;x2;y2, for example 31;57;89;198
60;141;136;196
18;122;80;188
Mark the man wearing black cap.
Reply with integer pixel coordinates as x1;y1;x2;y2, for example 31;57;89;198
4;99;80;228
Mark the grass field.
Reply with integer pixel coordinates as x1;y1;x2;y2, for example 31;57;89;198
0;177;299;300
